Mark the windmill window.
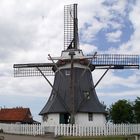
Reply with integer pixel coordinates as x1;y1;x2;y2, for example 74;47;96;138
65;70;70;76
88;113;93;121
84;91;90;99
43;115;48;122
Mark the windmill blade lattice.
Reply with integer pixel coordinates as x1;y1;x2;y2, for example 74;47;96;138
91;54;139;69
64;4;79;50
14;63;55;77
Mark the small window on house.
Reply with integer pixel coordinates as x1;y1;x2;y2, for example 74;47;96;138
84;91;90;99
43;115;48;122
88;113;93;121
65;70;70;76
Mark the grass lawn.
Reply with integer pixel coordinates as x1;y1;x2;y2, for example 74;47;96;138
58;136;135;140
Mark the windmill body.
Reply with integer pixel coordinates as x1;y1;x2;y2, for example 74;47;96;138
39;49;107;125
13;4;139;126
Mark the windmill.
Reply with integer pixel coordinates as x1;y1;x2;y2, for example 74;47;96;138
14;4;139;125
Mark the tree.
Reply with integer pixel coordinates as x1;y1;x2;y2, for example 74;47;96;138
109;99;134;124
133;97;140;123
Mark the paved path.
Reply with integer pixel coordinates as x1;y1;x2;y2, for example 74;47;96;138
0;134;57;140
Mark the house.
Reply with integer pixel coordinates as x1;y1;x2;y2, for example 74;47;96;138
0;107;34;124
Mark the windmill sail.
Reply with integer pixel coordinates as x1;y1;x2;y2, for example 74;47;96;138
91;54;139;69
13;63;55;77
64;4;79;50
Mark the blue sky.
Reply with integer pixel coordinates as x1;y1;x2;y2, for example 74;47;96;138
0;0;140;121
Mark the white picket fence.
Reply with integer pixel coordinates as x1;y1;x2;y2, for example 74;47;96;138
0;123;140;136
54;124;140;136
0;123;45;135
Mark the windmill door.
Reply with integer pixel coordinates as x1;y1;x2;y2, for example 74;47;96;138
59;113;70;124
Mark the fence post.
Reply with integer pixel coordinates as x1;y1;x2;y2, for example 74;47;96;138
75;124;77;136
72;124;74;136
54;125;57;136
65;124;68;136
80;125;82;136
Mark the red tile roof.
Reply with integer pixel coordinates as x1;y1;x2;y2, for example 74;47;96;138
0;108;33;123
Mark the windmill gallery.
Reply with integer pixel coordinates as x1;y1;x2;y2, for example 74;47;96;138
13;4;139;126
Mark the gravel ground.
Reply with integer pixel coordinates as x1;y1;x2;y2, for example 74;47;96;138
0;134;57;140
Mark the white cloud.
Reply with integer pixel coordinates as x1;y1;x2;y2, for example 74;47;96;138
0;76;53;97
93;69;140;89
109;0;127;15
106;30;122;42
98;89;140;97
80;44;97;55
107;0;140;54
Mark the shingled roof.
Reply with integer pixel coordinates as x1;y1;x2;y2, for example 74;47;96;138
0;107;33;124
40;68;106;115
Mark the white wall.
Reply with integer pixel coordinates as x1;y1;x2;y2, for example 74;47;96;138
42;114;59;125
75;113;106;125
42;113;106;125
